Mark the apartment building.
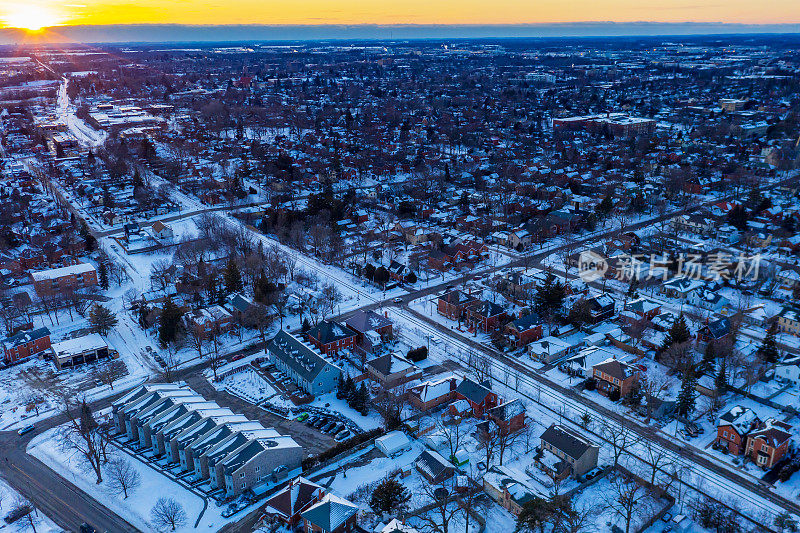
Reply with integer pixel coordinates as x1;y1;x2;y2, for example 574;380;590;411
30;263;97;297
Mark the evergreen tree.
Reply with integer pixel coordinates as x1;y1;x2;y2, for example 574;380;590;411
715;361;728;395
759;322;780;364
661;313;691;351
89;303;117;336
223;258;243;294
677;368;697;418
700;341;716;373
205;273;218;304
369;477;410;516
301;318;311;332
98;261;109;290
533;272;566;318
253;269;271;304
357;382;369;414
158;297;184;348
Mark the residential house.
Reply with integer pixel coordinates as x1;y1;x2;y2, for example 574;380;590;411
365;353;422;389
344;310;393;353
487;399;527;434
184;305;234;335
407;377;457;411
300;493;360;533
777;307;800;336
775;355;800;384
745;420;793;469
151;220;174;240
528;336;583;364
660;277;704;300
454;377;498;417
306;320;358;354
504;313;543;348
536;424;599;480
263;476;326;528
697;317;732;345
716;406;761;455
2;326;51;364
483;465;542;516
592;358;641;397
437;290;479;321
585;294;616;323
465;300;506;332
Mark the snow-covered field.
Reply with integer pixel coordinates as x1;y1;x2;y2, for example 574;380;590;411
27;426;263;533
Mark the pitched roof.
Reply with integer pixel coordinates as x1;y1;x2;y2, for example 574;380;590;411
300;494;359;531
264;477;324;520
267;330;341;384
345;309;392;334
539;424;595;460
455;377;493;406
593;358;638;381
307;320;357;345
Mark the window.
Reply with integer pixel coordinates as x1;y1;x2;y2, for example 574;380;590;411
255;466;260;473
722;431;728;438
240;472;245;478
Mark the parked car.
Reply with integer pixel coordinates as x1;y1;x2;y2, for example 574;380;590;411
295;412;309;422
322;421;337;433
330;422;345;434
582;467;603;481
79;524;97;533
393;297;403;304
335;430;351;442
17;424;35;436
305;416;317;426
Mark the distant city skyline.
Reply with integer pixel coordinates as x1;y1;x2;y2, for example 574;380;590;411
1;0;800;36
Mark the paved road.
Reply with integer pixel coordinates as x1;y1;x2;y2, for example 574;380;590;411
0;387;139;533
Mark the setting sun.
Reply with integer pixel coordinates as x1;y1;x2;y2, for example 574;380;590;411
3;4;61;31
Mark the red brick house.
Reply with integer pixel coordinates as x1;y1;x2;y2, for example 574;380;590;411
263;477;325;527
504;313;543;347
2;327;51;364
465;300;506;332
300;494;359;533
745;420;793;469
487;399;527;434
407;377;457;411
437;290;479;321
715;406;760;455
306;320;357;354
30;263;98;297
592;358;641;397
455;377;498;417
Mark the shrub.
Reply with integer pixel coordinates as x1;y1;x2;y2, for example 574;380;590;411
407;346;428;362
608;388;621;402
584;377;596;391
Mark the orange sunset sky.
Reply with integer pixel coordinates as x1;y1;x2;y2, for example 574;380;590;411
1;0;799;31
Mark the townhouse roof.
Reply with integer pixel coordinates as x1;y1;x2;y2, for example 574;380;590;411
540;424;595;461
267;329;341;384
222;435;301;474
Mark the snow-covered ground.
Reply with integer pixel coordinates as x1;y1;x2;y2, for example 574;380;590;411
0;475;63;532
28;426;263;533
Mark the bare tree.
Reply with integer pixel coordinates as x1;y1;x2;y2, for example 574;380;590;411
205;323;225;382
150;497;187;531
58;398;105;484
604;472;652;533
640;366;671;421
19;367;63;416
600;420;642;469
149;258;175;293
92;359;128;390
415;483;460;533
186;323;207;362
107;456;141;499
642;440;675;487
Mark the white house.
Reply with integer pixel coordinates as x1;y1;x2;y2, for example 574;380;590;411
775;356;800;384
